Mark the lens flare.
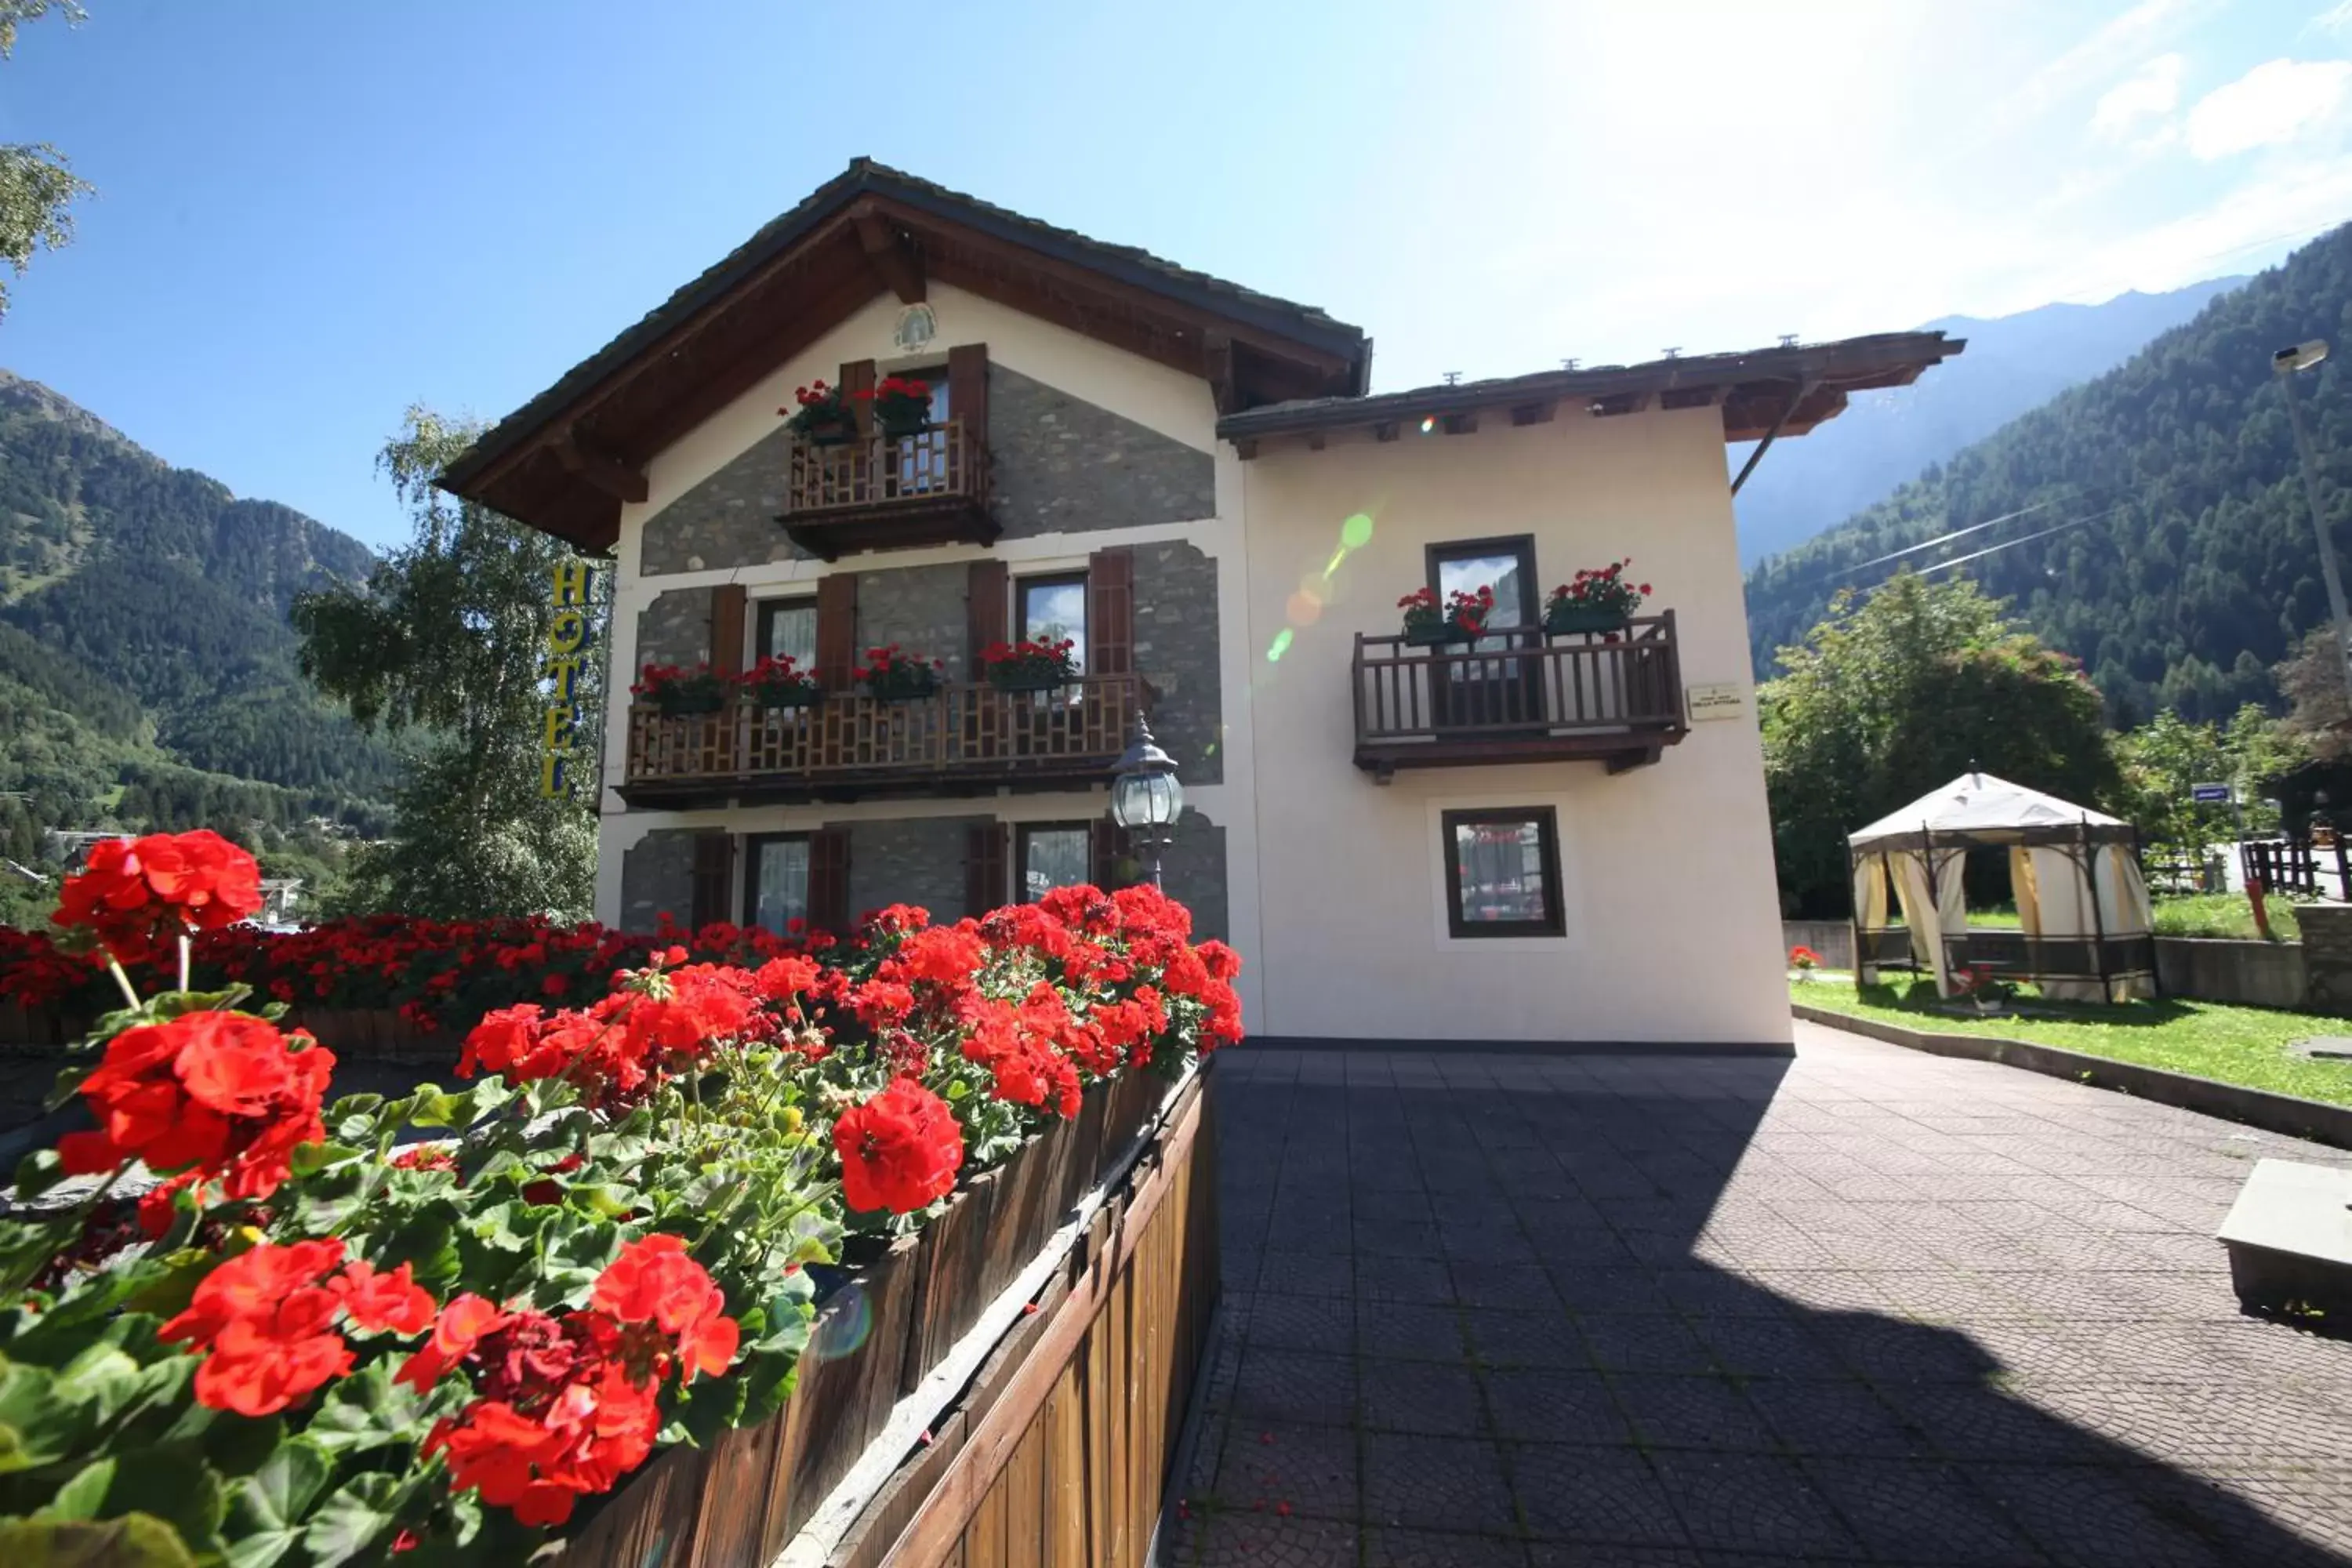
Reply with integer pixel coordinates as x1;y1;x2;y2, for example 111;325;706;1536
1267;628;1294;662
1341;513;1374;550
1286;590;1323;626
805;1280;874;1362
1419;416;1436;434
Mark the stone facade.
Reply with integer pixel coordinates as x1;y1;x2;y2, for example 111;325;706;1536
989;364;1214;540
1132;542;1221;786
2297;902;2352;1014
640;424;802;576
857;562;973;681
636;361;1216;576
636;588;714;671
619;829;700;932
1156;808;1229;944
845;815;990;925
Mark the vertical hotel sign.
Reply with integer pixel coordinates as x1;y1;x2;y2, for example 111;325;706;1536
540;561;595;797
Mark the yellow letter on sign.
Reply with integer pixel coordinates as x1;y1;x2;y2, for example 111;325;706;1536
539;751;571;798
552;560;594;607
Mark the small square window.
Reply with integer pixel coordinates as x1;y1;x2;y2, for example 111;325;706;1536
1441;808;1564;938
1018;823;1092;902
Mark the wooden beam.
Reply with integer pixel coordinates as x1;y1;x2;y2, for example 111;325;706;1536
1202;332;1239;416
1373;421;1399;443
851;201;927;304
1233;437;1259;461
1441;412;1477;436
1305;430;1326;452
554;429;648;503
1508;401;1556;426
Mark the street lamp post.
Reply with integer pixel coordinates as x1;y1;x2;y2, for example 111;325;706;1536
2274;339;2351;697
1109;715;1182;889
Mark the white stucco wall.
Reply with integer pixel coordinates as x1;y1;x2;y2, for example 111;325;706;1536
1235;408;1791;1046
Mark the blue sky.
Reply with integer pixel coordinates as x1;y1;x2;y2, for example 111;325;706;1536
5;0;2352;550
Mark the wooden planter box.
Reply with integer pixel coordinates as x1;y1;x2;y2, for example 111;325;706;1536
559;1065;1219;1568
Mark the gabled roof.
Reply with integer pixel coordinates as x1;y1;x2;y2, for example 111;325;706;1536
1214;332;1965;453
438;159;1373;550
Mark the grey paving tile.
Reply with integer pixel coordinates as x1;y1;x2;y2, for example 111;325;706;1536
1649;1452;1860;1558
1481;1365;1632;1446
1357;1299;1468;1363
1247;1291;1359;1355
1181;1509;1356;1568
1212;1421;1357;1523
1799;1457;2052;1565
1608;1374;1780;1453
1229;1348;1357;1428
1360;1432;1516;1534
1577;1314;1718;1374
1751;1377;1934;1458
1463;1306;1590;1369
1363;1526;1529;1567
1507;1444;1690;1548
1965;1464;2229;1568
1360;1358;1488;1437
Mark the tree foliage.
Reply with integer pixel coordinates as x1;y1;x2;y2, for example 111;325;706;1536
1760;573;2119;916
293;409;602;920
1745;221;2352;724
0;2;90;318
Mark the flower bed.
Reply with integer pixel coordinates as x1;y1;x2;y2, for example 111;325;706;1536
0;833;1240;1566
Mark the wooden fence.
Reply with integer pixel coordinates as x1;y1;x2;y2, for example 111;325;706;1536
561;1066;1218;1568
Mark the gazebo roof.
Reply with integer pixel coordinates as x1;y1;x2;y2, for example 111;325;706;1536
1848;773;2136;851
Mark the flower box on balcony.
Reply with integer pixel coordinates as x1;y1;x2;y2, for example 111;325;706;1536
1543;606;1630;636
856;644;945;703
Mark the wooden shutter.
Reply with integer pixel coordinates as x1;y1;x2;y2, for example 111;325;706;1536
965;822;1009;918
815;572;858;688
689;832;735;931
840;358;877;437
1091;819;1132;891
710;582;746;673
809;827;852;937
948;343;989;446
1087;546;1135;678
967;558;1008;666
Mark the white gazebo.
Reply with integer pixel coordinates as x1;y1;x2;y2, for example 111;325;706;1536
1848;772;2156;1002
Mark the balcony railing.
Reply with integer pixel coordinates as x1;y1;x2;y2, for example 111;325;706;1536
620;674;1140;804
1352;613;1688;779
779;419;999;560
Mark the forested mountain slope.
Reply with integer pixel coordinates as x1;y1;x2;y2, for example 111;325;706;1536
1732;276;2244;567
1744;222;2352;725
0;370;397;877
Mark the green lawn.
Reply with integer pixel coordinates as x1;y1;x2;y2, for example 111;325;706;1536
1791;975;2352;1107
1875;894;2300;942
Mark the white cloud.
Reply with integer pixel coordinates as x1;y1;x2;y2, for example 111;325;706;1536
2311;2;2352;38
2186;57;2352;159
2092;53;2185;140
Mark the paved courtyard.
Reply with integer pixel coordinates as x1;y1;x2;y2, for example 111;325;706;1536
1174;1020;2352;1566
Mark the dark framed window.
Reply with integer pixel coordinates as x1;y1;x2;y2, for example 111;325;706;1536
755;597;818;670
1441;807;1565;938
743;833;812;935
1017;822;1092;903
1427;535;1537;637
1017;572;1088;674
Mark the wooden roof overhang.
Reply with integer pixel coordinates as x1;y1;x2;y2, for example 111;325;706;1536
1212;331;1965;457
437;160;1371;552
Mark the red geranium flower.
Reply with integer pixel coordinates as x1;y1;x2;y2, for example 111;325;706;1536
833;1078;964;1214
54;829;263;961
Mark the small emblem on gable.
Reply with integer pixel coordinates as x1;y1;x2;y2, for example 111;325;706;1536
893;303;937;354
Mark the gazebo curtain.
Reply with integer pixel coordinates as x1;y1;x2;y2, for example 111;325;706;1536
1886;848;1968;996
2019;844;2155;1002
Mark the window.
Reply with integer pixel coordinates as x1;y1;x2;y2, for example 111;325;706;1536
1428;536;1537;652
756;598;818;670
897;366;952;491
1441;808;1564;938
744;833;811;935
1018;573;1087;674
1018;823;1092;902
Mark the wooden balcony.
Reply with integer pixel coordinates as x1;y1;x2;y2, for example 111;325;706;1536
779;419;998;561
619;674;1140;806
1352;614;1689;779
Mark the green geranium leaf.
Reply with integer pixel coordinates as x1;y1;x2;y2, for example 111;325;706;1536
302;1472;416;1568
325;1093;384;1121
288;1142;361;1179
0;1512;199;1568
0;1360;96;1475
38;1457;116;1522
305;1361;431;1458
12;1149;64;1202
96;1446;225;1557
225;1437;332;1567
